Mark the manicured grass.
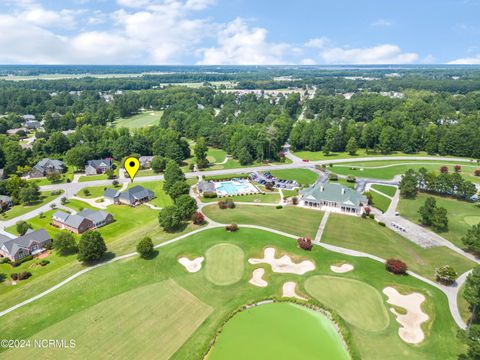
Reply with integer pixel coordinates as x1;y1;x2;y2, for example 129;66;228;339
282;189;298;199
203;204;323;238
0;191;62;220
3;280;212;359
331;178;356;189
398;193;480;248
201;192;281;204
270;168;318;185
208;302;350;360
322;214;476;281
76;185;113;198
207;148;227;164
208;158;292;171
205;244;245;286
331;160;480;183
114;110;164;128
457;283;473;324
305;275;389;331
130;181;173;208
0;227;464;360
370;190;392;213
371;184;397;197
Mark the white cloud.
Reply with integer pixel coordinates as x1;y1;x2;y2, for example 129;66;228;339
320;44;418;64
197;18;291;65
305;37;329;49
185;0;217;10
447;55;480;64
371;19;392;27
116;0;152;8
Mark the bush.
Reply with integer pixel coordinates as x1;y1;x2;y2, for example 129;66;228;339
82;189;91;197
39;259;50;266
454;165;461;173
10;273;18;281
0;257;9;264
18;271;32;280
203;192;217;199
11;255;34;267
346;175;356;183
328;173;338;181
386;258;408;275
291;196;299;205
297;237;313;251
16;220;31;236
51;190;62;196
378;222;386;227
191;212;206;225
112;180;119;187
435;265;458;285
60;197;67;205
276;205;283;209
440;166;449;173
475;169;480;177
225;223;239;232
368;213;375;219
218;199;235;209
136;237;154;258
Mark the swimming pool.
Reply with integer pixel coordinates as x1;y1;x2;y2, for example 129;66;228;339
214;180;259;196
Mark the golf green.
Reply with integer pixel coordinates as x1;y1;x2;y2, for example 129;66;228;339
205;243;245;286
208;302;350;360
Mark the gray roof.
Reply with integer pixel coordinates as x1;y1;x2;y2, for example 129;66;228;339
34;158;65;172
139;156;154;165
198;181;216;193
52;211;87;228
87;159;113;169
300;183;368;207
0;229;51;258
78;209;110;223
0;195;12;203
119;185;154;204
104;188;120;199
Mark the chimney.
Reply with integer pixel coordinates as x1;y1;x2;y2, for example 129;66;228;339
341;188;345;195
320;186;324;192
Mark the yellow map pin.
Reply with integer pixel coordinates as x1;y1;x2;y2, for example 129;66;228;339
124;157;140;182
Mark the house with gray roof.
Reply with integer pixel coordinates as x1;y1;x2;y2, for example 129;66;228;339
300;183;368;214
197;181;216;195
85;158;113;175
139;156;154;169
103;185;155;206
0;229;51;262
52;209;113;234
0;195;13;212
29;158;65;178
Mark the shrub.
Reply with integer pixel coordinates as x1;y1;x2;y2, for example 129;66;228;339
225;223;239;232
82;189;91;197
454;165;461;173
297;237;313;251
39;260;50;266
39;212;44;219
386;258;408;275
291;196;299;205
112;180;119;187
60;197;67;205
276;205;283;209
11;255;33;267
137;237;154;258
191;212;206;225
0;257;9;264
346;175;356;183
368;213;375;219
440;166;449;173
10;273;18;281
378;222;386;227
18;271;32;280
328;173;338;181
363;206;371;215
203;192;217;199
16;220;31;236
435;265;458;285
218;200;227;209
475;169;480;177
51;190;62;196
50;203;57;209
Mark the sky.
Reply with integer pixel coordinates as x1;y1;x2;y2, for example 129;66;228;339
0;0;479;65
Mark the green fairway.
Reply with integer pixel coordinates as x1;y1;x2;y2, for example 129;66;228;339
322;214;476;281
398;193;480;248
114;110;164;128
370;190;392;213
305;275;389;331
331;160;479;183
205;243;245;286
203;204;323;238
208;302;350;360
4;280;212;360
371;184;397;197
0;227;465;360
270;168;319;185
207;148;227;163
200;192;280;204
0;191;61;220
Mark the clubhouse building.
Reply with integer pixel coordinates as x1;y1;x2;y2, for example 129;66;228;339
300;183;368;214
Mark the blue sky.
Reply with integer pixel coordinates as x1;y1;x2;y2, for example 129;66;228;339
0;0;479;64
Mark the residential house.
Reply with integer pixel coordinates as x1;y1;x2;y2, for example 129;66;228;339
0;195;13;212
85;159;113;175
29;158;65;178
139;156;154;169
52;209;113;234
300;183;367;214
103;185;155;206
24;120;42;130
197;181;216;195
0;229;51;262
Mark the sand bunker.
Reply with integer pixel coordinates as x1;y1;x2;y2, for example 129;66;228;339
282;282;307;300
178;256;204;273
249;268;268;287
330;263;354;273
248;248;315;275
383;287;429;344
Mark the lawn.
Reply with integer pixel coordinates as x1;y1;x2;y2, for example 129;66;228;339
0;227;464;360
131;181;173;208
321;214;476;281
203;173;250;181
370;191;392;213
201;192;281;204
207;148;227;164
205;243;245;286
371;184;397;197
76;185;113;198
209;303;349;360
0;191;62;220
114;110;164;128
398;193;480;248
331;160;480;183
270;168;319;185
202;204;323;238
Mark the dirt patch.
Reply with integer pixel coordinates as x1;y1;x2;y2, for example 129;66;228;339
178;257;204;273
282;281;307;300
383;287;429;344
330;263;354;273
249;268;268;287
248;248;315;275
